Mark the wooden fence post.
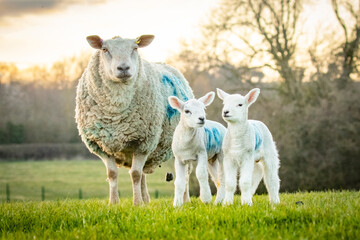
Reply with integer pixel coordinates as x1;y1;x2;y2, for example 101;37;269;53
41;186;45;201
6;183;10;202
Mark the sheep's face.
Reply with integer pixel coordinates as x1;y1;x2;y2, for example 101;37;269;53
217;88;260;123
86;35;154;83
168;92;215;129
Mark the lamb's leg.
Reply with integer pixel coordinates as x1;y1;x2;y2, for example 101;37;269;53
129;153;148;206
196;153;212;204
174;158;187;207
183;163;192;203
223;157;237;205
101;156;119;205
251;162;264;196
141;173;150;204
263;154;280;204
239;157;254;206
212;153;225;204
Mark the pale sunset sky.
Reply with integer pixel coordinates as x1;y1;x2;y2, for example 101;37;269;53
0;0;219;67
0;0;352;69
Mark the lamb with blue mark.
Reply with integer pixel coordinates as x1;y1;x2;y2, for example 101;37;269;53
168;91;226;207
217;88;280;206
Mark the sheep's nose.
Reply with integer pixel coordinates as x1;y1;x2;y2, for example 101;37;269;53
223;110;229;116
199;117;205;122
117;65;130;72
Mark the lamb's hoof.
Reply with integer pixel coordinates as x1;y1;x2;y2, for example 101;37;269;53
173;199;183;207
222;196;234;206
214;198;224;205
241;199;253;206
200;195;212;204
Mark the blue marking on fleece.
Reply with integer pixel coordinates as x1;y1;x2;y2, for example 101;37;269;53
204;127;223;153
162;74;190;119
251;123;263;151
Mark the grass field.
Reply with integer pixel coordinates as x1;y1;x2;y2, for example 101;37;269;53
0;191;359;239
0;161;359;239
0;160;175;201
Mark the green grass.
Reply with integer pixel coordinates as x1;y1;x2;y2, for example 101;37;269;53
0;160;175;201
1;161;359;239
0;191;359;239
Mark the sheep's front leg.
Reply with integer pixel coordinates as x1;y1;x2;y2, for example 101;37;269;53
196;153;212;204
141;173;150;204
239;156;255;206
101;156;119;205
174;158;187;207
129;153;148;206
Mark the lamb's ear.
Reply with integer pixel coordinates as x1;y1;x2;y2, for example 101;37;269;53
86;35;103;49
168;96;184;111
216;88;230;101
135;35;155;48
245;88;260;107
198;91;215;107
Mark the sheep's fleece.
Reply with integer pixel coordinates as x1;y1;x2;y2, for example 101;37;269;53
75;38;193;173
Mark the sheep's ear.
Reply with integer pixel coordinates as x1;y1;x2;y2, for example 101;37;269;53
86;35;103;49
216;88;230;101
245;88;260;107
168;96;184;111
135;35;154;48
198;91;215;107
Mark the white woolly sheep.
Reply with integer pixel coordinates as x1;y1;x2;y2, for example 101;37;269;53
75;34;193;205
216;88;280;206
168;92;226;207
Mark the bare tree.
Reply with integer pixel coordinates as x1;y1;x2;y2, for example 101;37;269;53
197;0;303;99
331;0;360;88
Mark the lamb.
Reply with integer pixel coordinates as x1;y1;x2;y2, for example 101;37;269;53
168;92;226;207
216;88;280;206
75;34;193;205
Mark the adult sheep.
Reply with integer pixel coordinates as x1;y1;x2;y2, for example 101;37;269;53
75;34;193;205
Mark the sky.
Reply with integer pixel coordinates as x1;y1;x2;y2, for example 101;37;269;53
0;0;356;70
0;0;219;67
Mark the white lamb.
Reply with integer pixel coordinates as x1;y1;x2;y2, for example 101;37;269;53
168;92;226;207
75;34;193;205
216;88;280;206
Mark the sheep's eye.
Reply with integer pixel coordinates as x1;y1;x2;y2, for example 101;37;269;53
238;104;243;107
102;48;108;53
185;110;191;114
133;47;138;51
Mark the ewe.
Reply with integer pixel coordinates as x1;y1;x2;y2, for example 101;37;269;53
169;92;226;207
217;88;280;206
75;35;193;205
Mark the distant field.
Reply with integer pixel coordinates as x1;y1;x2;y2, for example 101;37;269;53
1;191;359;239
0;160;175;201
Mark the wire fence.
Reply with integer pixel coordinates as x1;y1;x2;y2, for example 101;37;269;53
3;183;162;202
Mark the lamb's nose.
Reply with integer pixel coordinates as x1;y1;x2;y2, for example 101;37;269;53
223;110;229;116
199;117;205;122
117;65;130;72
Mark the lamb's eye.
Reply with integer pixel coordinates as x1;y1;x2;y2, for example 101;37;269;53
185;110;191;114
133;47;138;51
238;104;243;107
102;48;108;53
